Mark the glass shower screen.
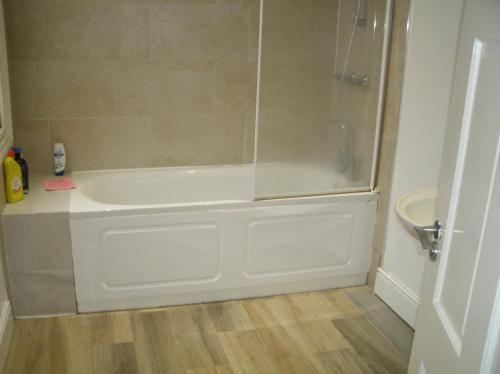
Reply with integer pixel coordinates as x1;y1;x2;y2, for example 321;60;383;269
253;0;391;198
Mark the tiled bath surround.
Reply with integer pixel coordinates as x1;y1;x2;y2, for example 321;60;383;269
6;0;390;176
6;0;260;173
3;213;76;316
1;177;76;317
0;0;405;316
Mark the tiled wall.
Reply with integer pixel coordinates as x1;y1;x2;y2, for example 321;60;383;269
330;0;388;186
368;0;410;287
255;0;338;164
5;0;259;173
255;0;389;195
7;0;392;178
3;212;76;316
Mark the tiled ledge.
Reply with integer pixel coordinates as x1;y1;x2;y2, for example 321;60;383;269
2;176;76;317
3;174;70;216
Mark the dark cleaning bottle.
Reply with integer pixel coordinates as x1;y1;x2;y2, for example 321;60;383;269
13;147;29;194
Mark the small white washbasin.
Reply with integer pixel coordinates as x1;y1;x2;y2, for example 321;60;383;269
396;188;438;238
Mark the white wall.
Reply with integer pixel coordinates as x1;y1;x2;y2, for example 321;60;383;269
374;0;464;327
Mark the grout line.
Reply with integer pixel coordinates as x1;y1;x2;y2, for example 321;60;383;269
148;2;152;61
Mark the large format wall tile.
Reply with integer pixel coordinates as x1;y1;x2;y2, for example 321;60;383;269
4;1;48;61
13;120;52;174
9;269;76;316
3;212;77;316
387;7;408;76
150;3;250;62
5;0;258;172
149;114;245;166
116;61;213;116
11;61;115;119
3;213;73;271
49;117;152;171
260;1;323;64
214;62;257;115
44;2;150;61
5;0;332;174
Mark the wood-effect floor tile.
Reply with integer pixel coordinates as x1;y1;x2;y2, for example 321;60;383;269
332;316;408;374
217;330;282;374
203;300;255;333
5;287;412;374
131;308;227;374
92;342;139;374
90;311;134;345
317;348;373;374
186;366;235;374
344;287;414;360
255;325;325;373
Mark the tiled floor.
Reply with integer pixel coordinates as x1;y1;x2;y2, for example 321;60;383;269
5;286;413;373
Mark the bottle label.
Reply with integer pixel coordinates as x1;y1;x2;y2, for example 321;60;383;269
12;177;21;193
54;156;64;171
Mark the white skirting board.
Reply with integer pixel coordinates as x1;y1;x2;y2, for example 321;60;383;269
0;301;13;371
374;268;420;328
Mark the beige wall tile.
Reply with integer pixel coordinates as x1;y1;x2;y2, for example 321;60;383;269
11;61;115;119
44;2;149;61
382;73;403;139
367;250;382;288
150;3;250;62
261;1;322;64
394;0;411;11
371;3;409;263
13;120;52;174
214;62;256;115
116;0;215;3
3;213;73;272
318;3;338;62
49;117;151;172
255;114;326;164
162;0;216;2
3;0;377;177
148;114;245;166
388;8;408;76
243;114;255;163
4;1;49;61
10;268;77;316
248;2;260;62
373;193;390;254
259;63;308;116
116;61;213;116
2;201;77;317
218;0;256;4
376;134;396;196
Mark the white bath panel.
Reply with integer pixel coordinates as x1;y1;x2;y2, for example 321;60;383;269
100;223;221;288
70;177;377;312
245;212;354;276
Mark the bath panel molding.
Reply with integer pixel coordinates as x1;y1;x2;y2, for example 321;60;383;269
70;166;377;313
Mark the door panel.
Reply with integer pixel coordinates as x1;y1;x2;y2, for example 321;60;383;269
409;0;500;372
435;40;500;353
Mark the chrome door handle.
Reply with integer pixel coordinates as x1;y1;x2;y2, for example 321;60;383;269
414;220;442;261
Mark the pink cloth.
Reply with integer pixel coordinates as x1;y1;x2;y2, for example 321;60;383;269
42;177;76;191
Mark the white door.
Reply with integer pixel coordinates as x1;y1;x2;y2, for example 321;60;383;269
408;0;500;373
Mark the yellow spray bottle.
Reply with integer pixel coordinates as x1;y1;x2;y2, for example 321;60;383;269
3;149;23;203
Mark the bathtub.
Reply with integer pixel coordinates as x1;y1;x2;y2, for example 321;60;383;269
70;164;377;313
